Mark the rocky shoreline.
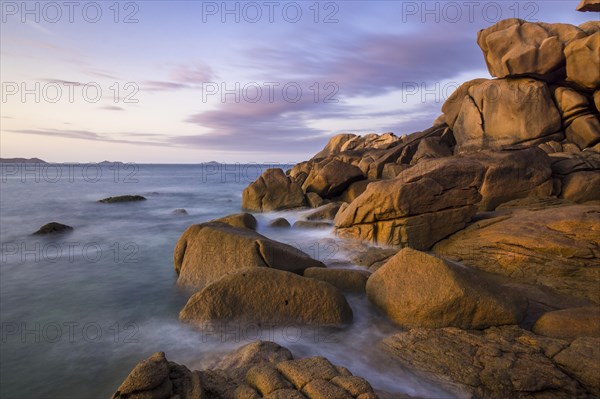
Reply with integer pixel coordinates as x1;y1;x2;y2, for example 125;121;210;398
111;4;600;399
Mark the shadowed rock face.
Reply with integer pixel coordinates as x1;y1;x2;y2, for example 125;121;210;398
173;222;324;290
112;342;377;399
179;267;353;327
382;325;599;398
98;195;146;203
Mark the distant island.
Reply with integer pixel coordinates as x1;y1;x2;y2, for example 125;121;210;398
98;160;125;165
0;157;47;164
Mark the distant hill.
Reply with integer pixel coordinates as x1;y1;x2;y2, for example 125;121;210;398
98;160;124;165
0;157;47;164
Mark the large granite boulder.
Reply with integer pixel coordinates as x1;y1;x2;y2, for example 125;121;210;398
448;78;562;153
179;268;353;327
366;248;525;329
174;222;324;289
242;168;306;212
433;204;600;304
382;326;597;398
477;19;587;81
334;148;553;249
532;307;600;340
334;156;481;249
565;32;600;91
113;342;377;399
302;158;365;198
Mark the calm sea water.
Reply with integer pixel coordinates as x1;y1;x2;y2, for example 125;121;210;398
0;163;453;399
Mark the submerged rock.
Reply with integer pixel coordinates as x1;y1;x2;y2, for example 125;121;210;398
171;208;189;215
179;268;353;327
32;222;73;235
269;218;291;228
98;195;146;203
293;220;333;230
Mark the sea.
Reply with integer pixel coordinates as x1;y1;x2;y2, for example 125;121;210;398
0;163;454;399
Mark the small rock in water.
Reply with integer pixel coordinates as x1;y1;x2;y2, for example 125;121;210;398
171;208;188;215
32;222;73;235
293;220;332;230
98;195;146;203
269;217;291;228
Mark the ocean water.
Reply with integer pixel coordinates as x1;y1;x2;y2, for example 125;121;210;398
0;163;454;399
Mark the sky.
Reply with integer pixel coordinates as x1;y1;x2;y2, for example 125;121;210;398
0;0;595;163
